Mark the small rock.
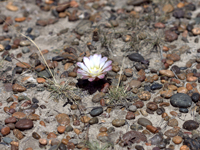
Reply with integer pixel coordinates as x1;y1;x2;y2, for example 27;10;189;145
183;120;199;131
137;118;152;127
170;93;192;109
165;30;178;42
128;53;144;62
138;91;151;101
92;92;105;103
168;118;178;127
172;136;182;144
15;119;33;130
112;119;125;127
55;113;70;126
90;107;103;117
13;129;24;140
1;126;10;136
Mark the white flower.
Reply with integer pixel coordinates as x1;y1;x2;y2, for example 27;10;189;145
77;54;112;82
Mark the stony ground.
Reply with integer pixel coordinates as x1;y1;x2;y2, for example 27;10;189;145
1;0;200;150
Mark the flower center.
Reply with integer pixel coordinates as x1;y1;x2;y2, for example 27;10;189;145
89;66;101;75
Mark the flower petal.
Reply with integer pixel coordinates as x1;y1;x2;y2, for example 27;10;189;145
102;60;112;70
102;66;112;72
88;77;95;82
77;62;89;72
98;74;105;79
99;57;108;68
77;69;89;76
83;57;91;69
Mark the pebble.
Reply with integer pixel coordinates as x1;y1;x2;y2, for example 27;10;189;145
128;53;144;62
167;53;180;62
112;119;125;127
191;93;200;103
138;91;151;101
164;127;180;137
128;105;137;112
173;8;184;18
146;102;158;111
159;70;174;77
183;137;199;150
140;109;148;116
126;111;135;120
3;137;13;144
1;126;10;136
89;117;99;125
13;129;24;140
162;4;174;13
192;27;200;35
92;92;105;103
150;133;163;145
129;80;141;88
55;113;70;126
12;84;27;92
5;117;17;124
47;132;57;139
32;132;41;139
183;120;199;131
137;118;152;127
165;30;178;42
170;93;192;110
90;107;103;117
151;83;163;90
168;118;178;127
172;136;182;144
15;119;33;130
38;69;54;78
6;2;18;11
12;112;26;119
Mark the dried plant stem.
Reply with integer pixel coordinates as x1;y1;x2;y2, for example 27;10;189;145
19;32;57;85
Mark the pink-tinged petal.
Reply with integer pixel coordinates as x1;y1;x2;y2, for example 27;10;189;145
102;60;112;70
77;62;89;72
77;69;88;76
99;57;108;68
88;78;95;82
82;76;90;79
98;74;105;79
102;66;112;72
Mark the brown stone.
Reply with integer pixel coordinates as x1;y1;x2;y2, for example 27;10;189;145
159;70;174;77
55;113;70;126
177;87;188;94
99;126;107;132
137;91;151;101
47;132;57;139
12;84;26;92
154;22;165;28
162;4;174;13
57;126;66;134
27;114;40;121
160;90;174;98
129;80;141;88
168;85;177;91
80;116;90;123
15;17;26;22
168;118;178;127
39;138;47;145
16;62;31;68
166;54;180;61
172;136;183;144
1;126;10;136
146;125;158;134
13;129;24;140
5;116;17;124
126;111;135;120
12;112;26;119
40;121;46;127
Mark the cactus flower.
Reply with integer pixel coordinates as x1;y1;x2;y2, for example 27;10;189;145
77;54;112;82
